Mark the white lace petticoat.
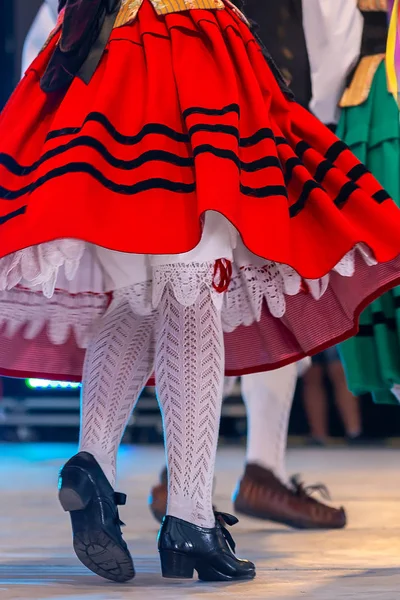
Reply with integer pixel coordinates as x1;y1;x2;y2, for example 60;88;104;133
0;235;377;348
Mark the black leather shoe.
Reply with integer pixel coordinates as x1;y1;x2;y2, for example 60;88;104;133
58;451;135;582
158;512;256;581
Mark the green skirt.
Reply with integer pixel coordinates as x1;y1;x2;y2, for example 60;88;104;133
338;62;400;405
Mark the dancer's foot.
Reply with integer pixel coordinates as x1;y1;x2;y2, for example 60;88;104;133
59;451;135;582
158;513;255;581
233;463;346;529
149;466;168;524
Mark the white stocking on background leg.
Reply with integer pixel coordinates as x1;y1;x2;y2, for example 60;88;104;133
79;301;156;488
241;363;298;484
156;282;225;528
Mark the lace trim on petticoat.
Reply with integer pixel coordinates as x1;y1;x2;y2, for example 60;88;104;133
0;287;108;349
79;244;377;323
152;262;221;307
114;262;222;315
222;243;377;332
0;243;222;310
0;241;378;339
113;280;154;316
0;239;85;298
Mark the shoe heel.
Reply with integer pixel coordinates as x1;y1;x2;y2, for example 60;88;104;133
160;550;195;579
58;466;94;512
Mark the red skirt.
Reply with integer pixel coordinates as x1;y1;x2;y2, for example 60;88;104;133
0;0;400;381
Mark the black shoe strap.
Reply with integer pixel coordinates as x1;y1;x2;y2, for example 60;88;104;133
114;492;127;506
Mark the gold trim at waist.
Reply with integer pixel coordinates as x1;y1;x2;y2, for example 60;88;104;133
114;0;227;28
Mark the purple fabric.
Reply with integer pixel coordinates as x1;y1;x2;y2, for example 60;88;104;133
387;0;400;94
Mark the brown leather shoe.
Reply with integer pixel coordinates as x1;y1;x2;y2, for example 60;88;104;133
149;467;168;524
233;463;346;529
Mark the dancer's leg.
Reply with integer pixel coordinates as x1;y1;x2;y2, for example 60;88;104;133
235;363;346;530
79;300;156;486
59;299;156;582
155;279;224;527
155;271;255;580
241;364;297;483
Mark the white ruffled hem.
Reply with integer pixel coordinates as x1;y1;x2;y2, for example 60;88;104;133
113;262;224;315
0;239;85;298
223;243;377;331
0;287;108;348
0;239;378;346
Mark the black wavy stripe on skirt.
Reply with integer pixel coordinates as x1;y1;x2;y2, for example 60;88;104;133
0;101;391;224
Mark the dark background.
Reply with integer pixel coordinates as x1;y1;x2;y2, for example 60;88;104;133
0;0;43;108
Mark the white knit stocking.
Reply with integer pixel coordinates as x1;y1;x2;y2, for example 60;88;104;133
241;363;298;484
79;300;156;487
155;280;225;528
